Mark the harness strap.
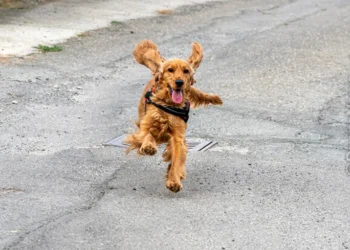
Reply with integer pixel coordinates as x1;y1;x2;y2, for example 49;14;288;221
144;89;190;123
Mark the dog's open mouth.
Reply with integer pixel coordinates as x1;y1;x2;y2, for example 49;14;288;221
170;88;183;104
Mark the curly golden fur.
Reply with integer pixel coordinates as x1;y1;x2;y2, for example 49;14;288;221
126;40;223;193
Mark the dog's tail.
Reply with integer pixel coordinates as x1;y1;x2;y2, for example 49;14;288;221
124;133;143;154
133;40;164;73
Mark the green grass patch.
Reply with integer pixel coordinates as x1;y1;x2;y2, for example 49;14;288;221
111;20;122;25
36;44;62;53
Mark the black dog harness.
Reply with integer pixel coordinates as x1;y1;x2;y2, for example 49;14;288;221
144;87;190;123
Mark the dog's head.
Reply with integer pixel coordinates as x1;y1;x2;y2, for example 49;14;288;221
133;40;203;105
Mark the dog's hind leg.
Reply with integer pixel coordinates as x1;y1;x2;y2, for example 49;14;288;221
162;143;172;163
125;131;144;154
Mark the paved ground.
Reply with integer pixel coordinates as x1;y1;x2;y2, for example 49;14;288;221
0;0;219;56
1;0;350;249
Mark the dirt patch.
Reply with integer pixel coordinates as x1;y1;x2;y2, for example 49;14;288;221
157;9;172;15
0;0;56;9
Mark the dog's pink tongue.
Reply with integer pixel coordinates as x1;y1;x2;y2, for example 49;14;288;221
172;90;183;104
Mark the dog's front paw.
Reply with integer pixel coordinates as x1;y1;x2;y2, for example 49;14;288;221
139;142;157;156
211;95;223;105
166;179;182;193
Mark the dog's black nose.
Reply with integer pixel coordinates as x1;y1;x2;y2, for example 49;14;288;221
175;80;184;87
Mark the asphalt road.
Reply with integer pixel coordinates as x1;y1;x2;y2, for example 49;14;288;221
1;0;350;249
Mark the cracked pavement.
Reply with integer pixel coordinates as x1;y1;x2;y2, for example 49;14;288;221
1;0;350;249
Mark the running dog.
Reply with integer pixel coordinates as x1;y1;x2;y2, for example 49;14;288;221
126;40;223;192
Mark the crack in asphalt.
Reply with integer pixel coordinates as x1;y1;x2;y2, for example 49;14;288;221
3;164;121;250
74;3;335;86
191;132;344;148
1;0;347;248
317;93;348;126
2;1;298;78
0;1;333;85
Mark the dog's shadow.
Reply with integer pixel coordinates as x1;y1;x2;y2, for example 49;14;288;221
108;157;238;199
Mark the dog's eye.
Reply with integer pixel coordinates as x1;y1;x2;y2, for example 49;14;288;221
168;68;174;73
184;69;189;74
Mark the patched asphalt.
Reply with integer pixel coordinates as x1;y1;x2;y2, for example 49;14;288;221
1;0;350;249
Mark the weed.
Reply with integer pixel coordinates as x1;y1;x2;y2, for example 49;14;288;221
36;44;62;53
111;20;122;25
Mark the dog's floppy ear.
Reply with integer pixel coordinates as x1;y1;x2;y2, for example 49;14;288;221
133;40;164;74
187;42;203;71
